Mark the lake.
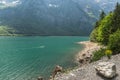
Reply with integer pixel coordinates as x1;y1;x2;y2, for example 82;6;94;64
0;36;88;80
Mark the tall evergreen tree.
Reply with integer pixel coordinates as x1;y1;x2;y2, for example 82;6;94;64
100;10;106;20
111;2;120;32
94;11;106;28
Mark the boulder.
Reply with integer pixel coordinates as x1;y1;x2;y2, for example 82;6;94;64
95;62;116;78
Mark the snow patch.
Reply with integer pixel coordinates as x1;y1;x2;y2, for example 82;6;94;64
95;0;100;3
0;0;21;8
48;4;59;8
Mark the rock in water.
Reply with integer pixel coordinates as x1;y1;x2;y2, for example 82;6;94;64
95;62;116;78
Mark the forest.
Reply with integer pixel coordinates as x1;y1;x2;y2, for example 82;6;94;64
90;3;120;54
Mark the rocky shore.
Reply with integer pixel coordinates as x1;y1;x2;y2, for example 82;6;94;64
54;54;120;80
76;41;102;64
54;41;120;80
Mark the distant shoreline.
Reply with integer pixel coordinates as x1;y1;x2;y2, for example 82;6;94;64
0;35;89;37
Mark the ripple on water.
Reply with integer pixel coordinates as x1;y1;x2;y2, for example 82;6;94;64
0;36;89;80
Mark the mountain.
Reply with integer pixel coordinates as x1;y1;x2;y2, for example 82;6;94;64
0;0;120;36
94;0;120;13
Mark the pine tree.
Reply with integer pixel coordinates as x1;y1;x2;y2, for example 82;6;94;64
111;2;120;32
94;11;106;28
100;10;106;20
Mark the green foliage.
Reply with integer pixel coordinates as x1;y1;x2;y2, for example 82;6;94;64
90;3;120;54
90;13;113;44
105;49;112;59
111;2;120;32
108;30;120;54
96;13;113;44
91;48;105;61
0;26;17;36
90;28;98;42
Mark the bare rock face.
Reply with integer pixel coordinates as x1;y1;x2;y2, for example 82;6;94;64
95;62;116;78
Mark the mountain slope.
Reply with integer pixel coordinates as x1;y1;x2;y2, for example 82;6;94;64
0;0;120;36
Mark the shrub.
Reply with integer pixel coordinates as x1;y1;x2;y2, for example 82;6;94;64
108;30;120;54
105;49;112;59
91;48;105;62
90;28;98;42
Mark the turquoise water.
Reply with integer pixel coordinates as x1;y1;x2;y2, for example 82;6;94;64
0;36;88;80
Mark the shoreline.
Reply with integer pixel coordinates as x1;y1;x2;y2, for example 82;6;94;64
54;41;104;80
76;41;102;64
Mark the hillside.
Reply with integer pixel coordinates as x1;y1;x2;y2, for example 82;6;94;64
90;2;120;54
0;0;120;36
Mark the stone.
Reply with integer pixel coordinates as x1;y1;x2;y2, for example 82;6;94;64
85;56;91;60
79;59;84;63
82;54;86;57
52;65;63;79
37;77;43;80
95;62;116;78
54;65;63;72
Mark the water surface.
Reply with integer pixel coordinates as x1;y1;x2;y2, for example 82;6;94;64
0;36;88;80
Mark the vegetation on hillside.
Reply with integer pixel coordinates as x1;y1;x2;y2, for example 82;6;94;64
0;0;119;36
90;3;120;56
108;30;120;54
0;26;17;36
